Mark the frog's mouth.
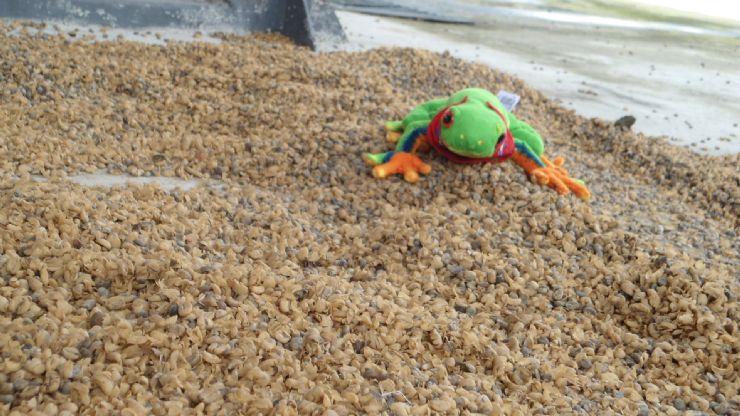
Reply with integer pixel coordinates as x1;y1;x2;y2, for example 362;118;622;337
427;98;514;165
442;143;486;158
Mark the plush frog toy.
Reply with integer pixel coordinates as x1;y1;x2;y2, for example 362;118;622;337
364;88;590;199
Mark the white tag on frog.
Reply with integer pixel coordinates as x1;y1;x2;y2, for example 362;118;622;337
497;90;520;111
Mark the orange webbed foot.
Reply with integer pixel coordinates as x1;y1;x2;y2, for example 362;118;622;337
531;156;590;199
372;152;432;183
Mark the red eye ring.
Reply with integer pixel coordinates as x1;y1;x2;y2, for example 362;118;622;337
442;110;453;128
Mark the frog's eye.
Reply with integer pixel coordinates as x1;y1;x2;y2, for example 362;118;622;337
442;110;453;128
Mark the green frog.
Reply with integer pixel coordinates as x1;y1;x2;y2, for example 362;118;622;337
363;88;590;199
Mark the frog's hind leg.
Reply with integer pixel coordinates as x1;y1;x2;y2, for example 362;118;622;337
384;120;404;146
385;120;404;132
384;97;442;147
385;127;431;152
364;126;427;167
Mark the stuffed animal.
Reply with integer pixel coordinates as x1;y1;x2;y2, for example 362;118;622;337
364;88;590;199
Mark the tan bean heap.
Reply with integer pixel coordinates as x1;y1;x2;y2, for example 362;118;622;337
0;21;738;415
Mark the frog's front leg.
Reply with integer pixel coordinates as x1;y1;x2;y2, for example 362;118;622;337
364;121;432;183
366;151;432;183
508;115;590;199
511;141;590;199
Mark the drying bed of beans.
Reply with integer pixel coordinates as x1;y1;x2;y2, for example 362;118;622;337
0;22;738;415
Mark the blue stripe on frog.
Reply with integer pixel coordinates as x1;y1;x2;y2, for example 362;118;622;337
401;127;428;152
515;142;545;168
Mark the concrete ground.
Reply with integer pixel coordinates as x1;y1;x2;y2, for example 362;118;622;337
330;9;740;155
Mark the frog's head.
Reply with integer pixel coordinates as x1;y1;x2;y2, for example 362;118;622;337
436;100;514;160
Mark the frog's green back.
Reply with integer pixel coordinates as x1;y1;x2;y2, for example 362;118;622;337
447;88;506;113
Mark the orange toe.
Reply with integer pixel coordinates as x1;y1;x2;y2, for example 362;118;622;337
404;170;420;183
411;157;432;174
549;175;570;195
372;165;388;178
532;170;550;186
